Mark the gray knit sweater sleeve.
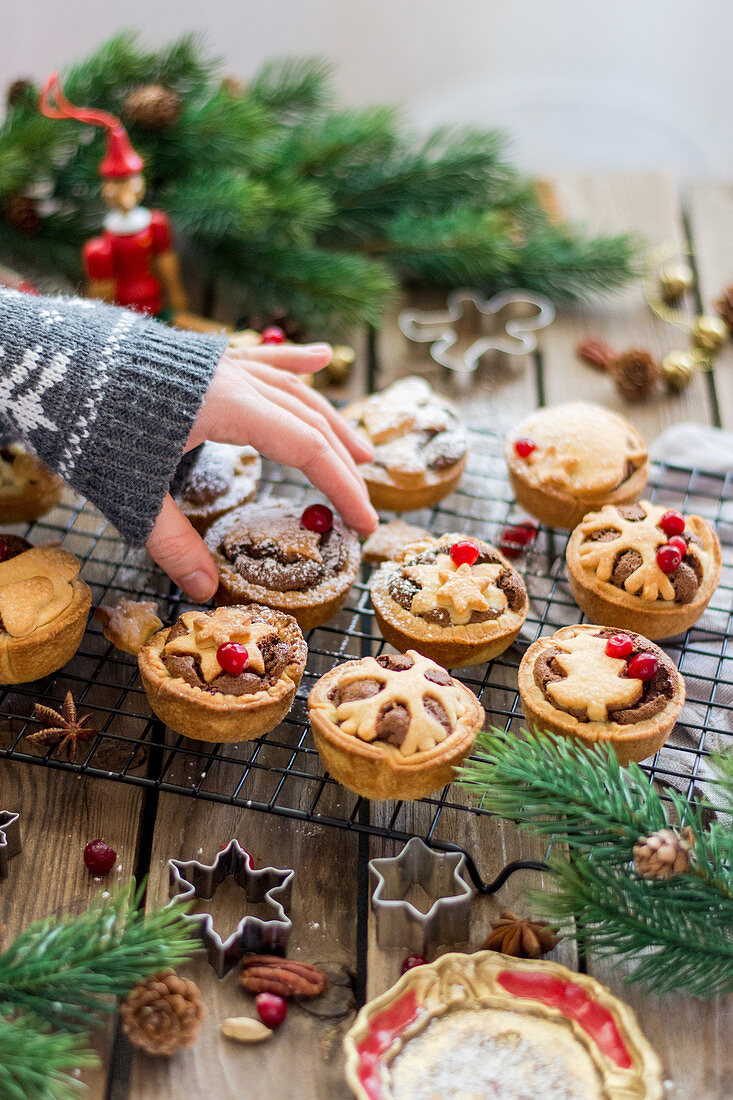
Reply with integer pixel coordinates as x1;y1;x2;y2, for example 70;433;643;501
0;289;227;544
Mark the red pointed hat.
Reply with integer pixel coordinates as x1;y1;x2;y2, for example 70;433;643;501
39;73;144;179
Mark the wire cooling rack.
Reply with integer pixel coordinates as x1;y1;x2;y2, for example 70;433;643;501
1;427;731;884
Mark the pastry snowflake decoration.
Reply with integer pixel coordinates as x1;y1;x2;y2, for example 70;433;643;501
333;651;467;755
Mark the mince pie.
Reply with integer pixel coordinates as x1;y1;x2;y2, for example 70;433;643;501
0;444;63;522
308;649;484;799
138;604;307;743
518;623;685;764
0;535;91;683
566;501;721;639
505;402;649;529
205;500;360;630
343;377;468;512
173;442;261;534
370;534;528;668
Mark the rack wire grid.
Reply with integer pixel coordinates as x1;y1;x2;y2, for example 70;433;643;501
1;426;731;886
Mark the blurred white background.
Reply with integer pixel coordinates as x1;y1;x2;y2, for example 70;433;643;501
2;0;727;176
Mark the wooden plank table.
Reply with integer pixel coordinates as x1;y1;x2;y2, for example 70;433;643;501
1;170;732;1099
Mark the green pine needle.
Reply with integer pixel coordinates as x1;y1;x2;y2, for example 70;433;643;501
0;1013;95;1100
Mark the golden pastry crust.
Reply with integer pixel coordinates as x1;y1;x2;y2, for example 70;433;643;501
174;443;261;534
308;650;484;799
93;598;163;656
0;580;90;684
0;446;63;522
505;403;649;529
138;604;306;743
344;376;468;512
370;534;528;668
206;501;361;631
518;624;685;765
566;501;721;640
362;518;431;563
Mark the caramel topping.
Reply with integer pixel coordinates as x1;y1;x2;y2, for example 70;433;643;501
164;609;272;682
547;632;642;721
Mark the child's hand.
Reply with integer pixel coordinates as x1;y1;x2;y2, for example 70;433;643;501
145;342;378;602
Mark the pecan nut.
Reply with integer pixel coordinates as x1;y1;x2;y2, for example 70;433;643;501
575;337;617;371
239;955;328;999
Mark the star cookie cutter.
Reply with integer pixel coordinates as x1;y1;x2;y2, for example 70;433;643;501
398;289;555;383
169;839;294;978
369;837;473;954
0;811;21;879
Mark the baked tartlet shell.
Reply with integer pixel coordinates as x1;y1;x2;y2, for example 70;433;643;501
138;605;307;743
0;470;64;523
518;627;685;765
0;579;91;684
363;453;467;514
308;661;484;800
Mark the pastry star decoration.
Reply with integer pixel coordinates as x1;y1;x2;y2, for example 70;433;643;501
164;609;271;682
528;443;578;488
547;632;642;722
407;555;507;625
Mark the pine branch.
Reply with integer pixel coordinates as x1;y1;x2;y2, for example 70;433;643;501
509;222;643;301
247;56;334;117
0;1012;94;1100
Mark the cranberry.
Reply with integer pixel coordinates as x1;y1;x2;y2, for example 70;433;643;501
605;633;634;659
83;839;116;874
449;539;479;567
301;503;333;533
513;437;536;459
400;954;427;975
656;544;682;574
499;522;537;556
659;510;685;537
261;325;286;345
256;992;288;1028
0;535;31;563
627;653;659;682
217;642;249;675
667;535;687;556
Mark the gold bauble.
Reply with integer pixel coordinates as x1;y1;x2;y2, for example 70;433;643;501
691;314;727;353
659;262;694;304
661;350;697;393
326;345;356;383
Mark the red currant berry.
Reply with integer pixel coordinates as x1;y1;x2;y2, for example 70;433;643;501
667;535;687;557
301;503;333;533
627;653;659;682
256;992;288;1028
83;839;116;875
605;633;634;659
656;544;682;574
0;535;31;563
400;954;427;975
217;642;249;675
261;325;286;345
514;437;536;459
659;510;685;537
449;539;480;567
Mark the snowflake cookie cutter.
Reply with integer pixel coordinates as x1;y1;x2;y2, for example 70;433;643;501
0;811;21;879
398;289;555;385
369;837;473;955
169;839;294;978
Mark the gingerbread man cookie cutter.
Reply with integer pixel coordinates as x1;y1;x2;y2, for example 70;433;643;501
398;289;555;385
369;837;473;954
0;811;21;879
169;839;294;978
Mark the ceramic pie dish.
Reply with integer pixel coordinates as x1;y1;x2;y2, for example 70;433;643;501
173;441;261;534
518;623;685;765
205;499;361;631
138;604;307;743
0;444;63;522
0;535;91;684
343;950;663;1100
343;376;468;512
370;534;528;668
308;649;484;800
566;500;721;640
505;402;649;530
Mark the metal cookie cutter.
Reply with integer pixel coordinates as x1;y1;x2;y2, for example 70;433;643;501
398;289;555;386
369;837;473;955
0;811;21;879
169;839;294;978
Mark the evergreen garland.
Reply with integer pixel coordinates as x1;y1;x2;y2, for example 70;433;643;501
457;728;733;997
0;32;640;333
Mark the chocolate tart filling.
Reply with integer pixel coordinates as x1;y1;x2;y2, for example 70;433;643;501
218;525;346;593
162;613;294;696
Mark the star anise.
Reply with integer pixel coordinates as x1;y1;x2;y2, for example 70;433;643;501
26;691;98;762
483;910;560;959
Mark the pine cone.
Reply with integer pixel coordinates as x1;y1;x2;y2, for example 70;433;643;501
610;349;661;401
2;193;41;235
483;910;560;959
715;286;733;334
123;84;182;131
576;336;616;371
121;970;205;1056
633;826;695;880
6;78;33;109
